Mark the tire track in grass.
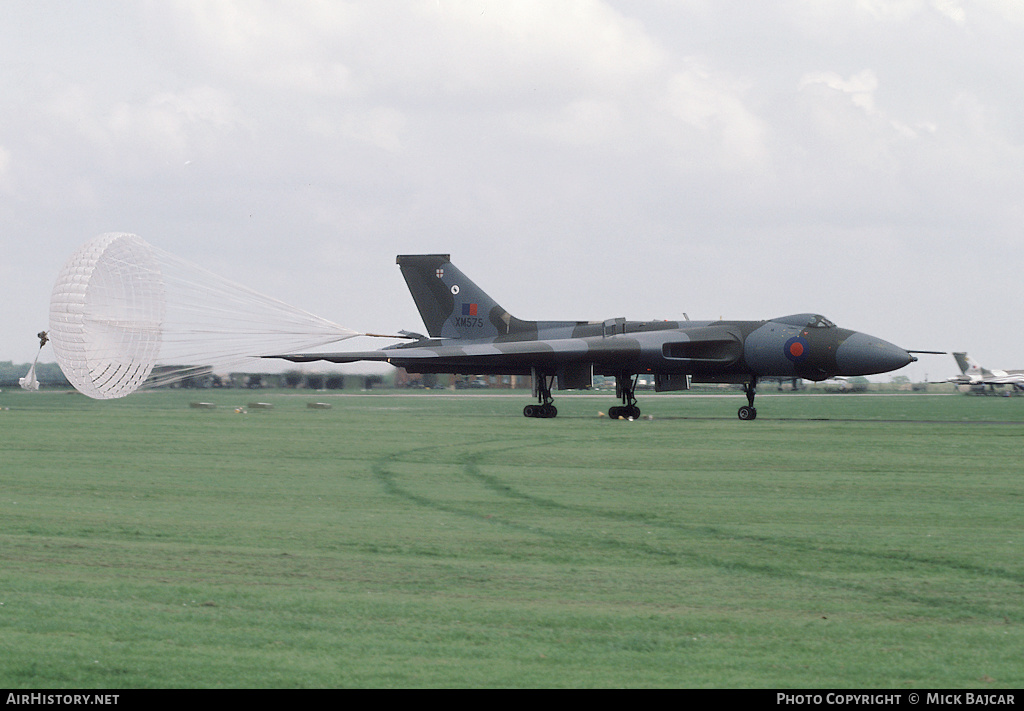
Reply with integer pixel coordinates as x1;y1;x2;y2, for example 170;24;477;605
370;442;788;580
461;448;1023;580
370;438;707;562
372;439;1023;620
458;448;1024;621
370;439;554;537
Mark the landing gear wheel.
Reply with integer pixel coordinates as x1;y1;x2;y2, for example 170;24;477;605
525;403;557;418
608;374;642;421
525;372;558;418
738;378;759;421
608;404;640;420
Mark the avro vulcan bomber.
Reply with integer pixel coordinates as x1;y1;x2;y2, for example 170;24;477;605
272;254;919;420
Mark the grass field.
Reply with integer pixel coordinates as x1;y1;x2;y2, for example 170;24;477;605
1;387;1021;688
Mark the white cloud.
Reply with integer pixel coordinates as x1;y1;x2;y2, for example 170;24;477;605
309;106;407;153
163;0;663;101
41;85;244;176
973;0;1024;24
800;69;880;113
661;64;768;165
509;99;625;147
931;0;966;25
854;0;927;21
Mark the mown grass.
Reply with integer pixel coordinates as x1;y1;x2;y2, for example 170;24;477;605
0;388;1021;687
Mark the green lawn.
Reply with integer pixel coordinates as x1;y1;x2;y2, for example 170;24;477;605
0;388;1021;687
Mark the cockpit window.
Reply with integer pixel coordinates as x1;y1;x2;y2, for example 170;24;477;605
773;313;836;329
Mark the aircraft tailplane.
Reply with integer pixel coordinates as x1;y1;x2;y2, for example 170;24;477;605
396;254;533;339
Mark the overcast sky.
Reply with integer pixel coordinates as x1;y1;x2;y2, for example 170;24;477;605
3;0;1023;382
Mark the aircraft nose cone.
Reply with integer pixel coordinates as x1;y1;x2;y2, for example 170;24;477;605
836;332;914;376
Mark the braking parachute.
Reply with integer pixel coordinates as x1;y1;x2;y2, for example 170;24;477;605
48;233;361;399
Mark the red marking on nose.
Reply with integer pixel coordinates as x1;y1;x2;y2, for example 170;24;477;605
789;342;804;357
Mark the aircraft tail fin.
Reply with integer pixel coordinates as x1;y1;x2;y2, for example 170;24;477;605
396;255;533;339
953;352;983;376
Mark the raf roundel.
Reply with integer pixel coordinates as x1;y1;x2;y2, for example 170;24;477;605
784;336;809;362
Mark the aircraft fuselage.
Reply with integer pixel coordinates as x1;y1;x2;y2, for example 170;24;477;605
377;314;912;385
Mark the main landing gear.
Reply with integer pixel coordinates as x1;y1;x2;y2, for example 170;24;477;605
608;373;641;420
738;378;757;420
524;372;557;418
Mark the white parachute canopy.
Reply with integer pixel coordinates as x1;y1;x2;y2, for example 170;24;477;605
49;233;360;399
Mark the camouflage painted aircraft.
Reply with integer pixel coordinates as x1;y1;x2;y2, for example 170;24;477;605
945;352;1024;392
271;254;919;420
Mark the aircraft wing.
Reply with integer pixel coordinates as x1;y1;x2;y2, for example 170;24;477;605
266;328;749;375
945;375;977;384
265;339;621;374
269;349;399;365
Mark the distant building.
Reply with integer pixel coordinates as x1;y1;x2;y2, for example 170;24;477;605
395;368;530;389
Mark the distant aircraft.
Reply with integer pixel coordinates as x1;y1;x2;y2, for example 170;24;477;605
818;377;852;392
945;353;1024;392
759;376;803;391
270;254;919;420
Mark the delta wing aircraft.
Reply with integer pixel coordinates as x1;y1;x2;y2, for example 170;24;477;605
271;254;919;420
945;352;1024;392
